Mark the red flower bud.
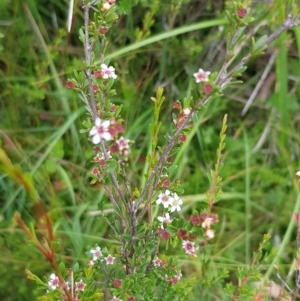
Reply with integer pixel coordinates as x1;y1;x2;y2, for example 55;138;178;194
160;230;171;240
113;279;122;288
202;83;213;94
190;215;200;225
237;8;247;19
65;81;75;89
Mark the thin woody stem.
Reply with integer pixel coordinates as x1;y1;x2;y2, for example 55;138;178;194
216;12;300;89
137;112;193;222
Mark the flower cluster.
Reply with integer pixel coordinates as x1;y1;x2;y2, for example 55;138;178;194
89;246;116;266
47;273;86;297
190;213;218;239
165;270;182;285
152;256;165;267
156;190;183;212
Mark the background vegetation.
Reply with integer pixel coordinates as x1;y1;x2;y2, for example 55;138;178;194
0;0;300;300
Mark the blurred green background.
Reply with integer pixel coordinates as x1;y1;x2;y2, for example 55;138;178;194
1;0;300;300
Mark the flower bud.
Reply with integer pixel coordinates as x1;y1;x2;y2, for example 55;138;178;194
237;8;247;19
102;2;111;11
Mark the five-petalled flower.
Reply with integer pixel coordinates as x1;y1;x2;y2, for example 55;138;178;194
101;64;117;79
90;246;102;261
169;193;183;212
75;279;86;291
105;254;115;265
116;136;130;150
193;68;211;83
48;273;59;290
89;118;112;144
156;190;174;208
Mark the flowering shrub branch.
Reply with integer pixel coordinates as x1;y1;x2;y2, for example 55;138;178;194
1;1;300;301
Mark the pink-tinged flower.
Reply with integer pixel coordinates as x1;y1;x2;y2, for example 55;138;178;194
176;270;182;280
156;190;173;208
90;246;102;261
193;68;211;83
89;118;112;144
165;275;179;285
202;217;213;229
116;136;130;150
200;213;218;224
92;167;100;175
153;257;165;267
89;260;96;267
182;240;198;256
48;273;59;290
111;296;122;301
169;193;183;212
157;213;173;229
105;254;115;265
75;279;86;291
296;171;300;179
127;297;135;301
123;149;130;156
101;64;117;79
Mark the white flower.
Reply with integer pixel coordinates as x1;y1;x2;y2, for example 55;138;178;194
48;273;59;290
101;64;117;79
157;213;173;229
90;246;102;261
116;136;130;150
89;118;112;144
182;240;198;257
169;193;183;212
156;190;174;208
105;254;115;265
193;68;211;83
75;279;86;291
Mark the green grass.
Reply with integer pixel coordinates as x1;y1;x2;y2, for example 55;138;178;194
1;0;300;300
